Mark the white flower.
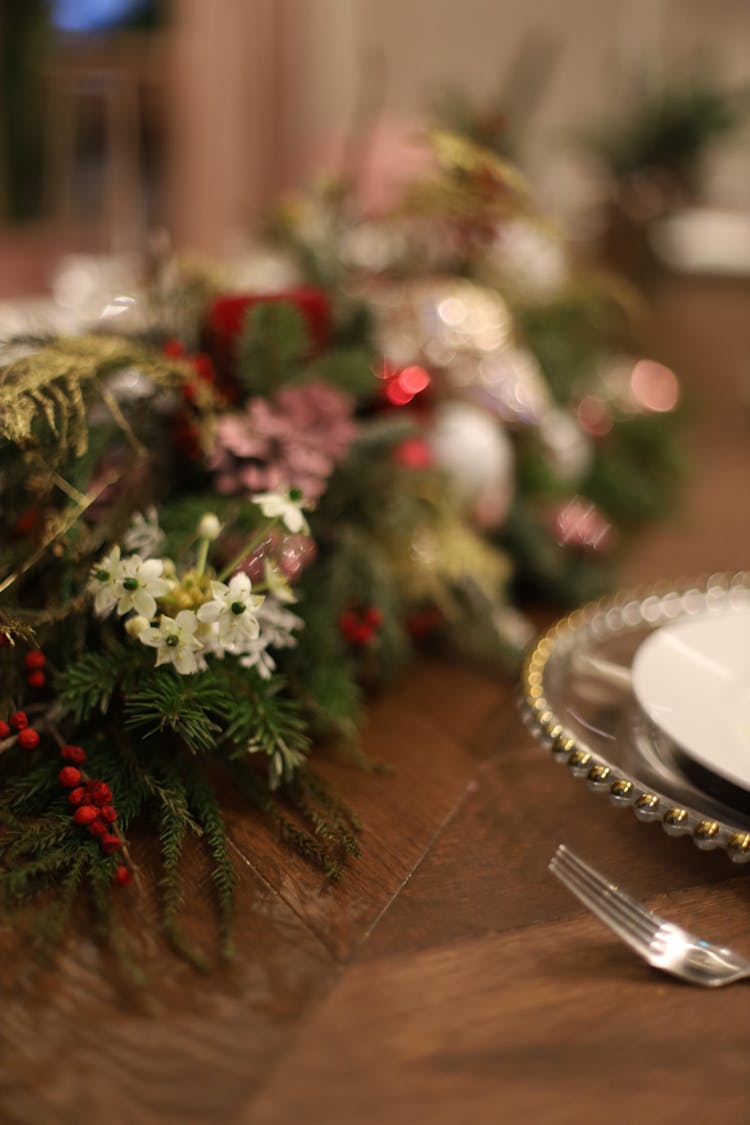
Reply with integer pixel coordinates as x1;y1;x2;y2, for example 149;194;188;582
123;507;166;559
116;555;170;619
139;610;203;675
89;545;124;616
198;512;222;541
196;572;263;650
253;488;311;534
239;597;303;679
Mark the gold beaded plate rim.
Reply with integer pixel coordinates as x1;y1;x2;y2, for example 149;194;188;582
519;573;750;863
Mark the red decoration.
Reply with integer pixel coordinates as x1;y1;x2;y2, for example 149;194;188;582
61;744;87;764
207;288;332;373
100;834;121;855
392;436;434;470
338;606;384;646
17;728;40;749
72;805;99;827
59;766;82;788
89;781;113;807
10;711;28;730
113;865;132;887
0;721;10;738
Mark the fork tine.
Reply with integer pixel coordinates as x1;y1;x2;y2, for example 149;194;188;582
550;846;660;948
551;844;665;932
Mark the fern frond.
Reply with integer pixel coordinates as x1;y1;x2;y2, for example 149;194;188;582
0;334;189;459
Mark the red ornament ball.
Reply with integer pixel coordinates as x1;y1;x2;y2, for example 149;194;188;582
17;728;40;749
113;865;132;887
59;766;82;788
24;650;46;670
26;671;45;689
10;711;28;730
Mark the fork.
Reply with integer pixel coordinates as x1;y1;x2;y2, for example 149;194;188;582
549;844;750;987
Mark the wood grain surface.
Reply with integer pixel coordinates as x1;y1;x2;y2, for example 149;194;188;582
2;276;750;1125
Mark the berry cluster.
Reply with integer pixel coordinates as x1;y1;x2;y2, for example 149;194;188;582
0;710;40;749
57;745;131;886
338;605;383;646
24;649;46;689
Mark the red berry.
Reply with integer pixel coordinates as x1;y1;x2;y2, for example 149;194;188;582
113;865;131;887
88;819;107;838
26;671;45;689
17;728;40;749
100;834;121;855
68;787;86;806
100;805;117;823
24;651;46;670
362;606;383;628
162;337;185;359
59;766;82;788
72;805;98;826
0;634;10;647
89;781;112;807
0;721;10;738
10;711;28;730
61;744;86;764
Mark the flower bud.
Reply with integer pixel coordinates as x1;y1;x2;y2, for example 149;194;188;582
125;615;150;637
198;513;221;541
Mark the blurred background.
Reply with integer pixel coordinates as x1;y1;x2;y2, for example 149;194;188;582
1;0;750;291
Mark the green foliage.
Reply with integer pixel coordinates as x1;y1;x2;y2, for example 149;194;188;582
584;411;683;524
236;301;310;396
591;73;745;184
305;347;377;400
224;675;311;789
125;669;235;754
517;289;631;403
55;644;146;726
497;498;613;608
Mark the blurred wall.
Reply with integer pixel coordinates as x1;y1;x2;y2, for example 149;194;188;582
169;0;750;251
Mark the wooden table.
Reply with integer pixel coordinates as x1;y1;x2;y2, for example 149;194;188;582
2;277;750;1124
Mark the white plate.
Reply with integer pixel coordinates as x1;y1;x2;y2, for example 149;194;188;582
632;606;750;791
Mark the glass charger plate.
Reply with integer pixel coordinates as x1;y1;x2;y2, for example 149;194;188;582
519;574;750;862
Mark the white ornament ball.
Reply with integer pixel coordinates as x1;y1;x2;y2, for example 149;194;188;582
429;402;514;527
539;408;592;484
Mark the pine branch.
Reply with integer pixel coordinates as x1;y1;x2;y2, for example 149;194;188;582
185;773;237;961
224;678;311;789
30;849;89;957
125;669;235;755
156;769;210;972
55;644;146;726
236;302;310;396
